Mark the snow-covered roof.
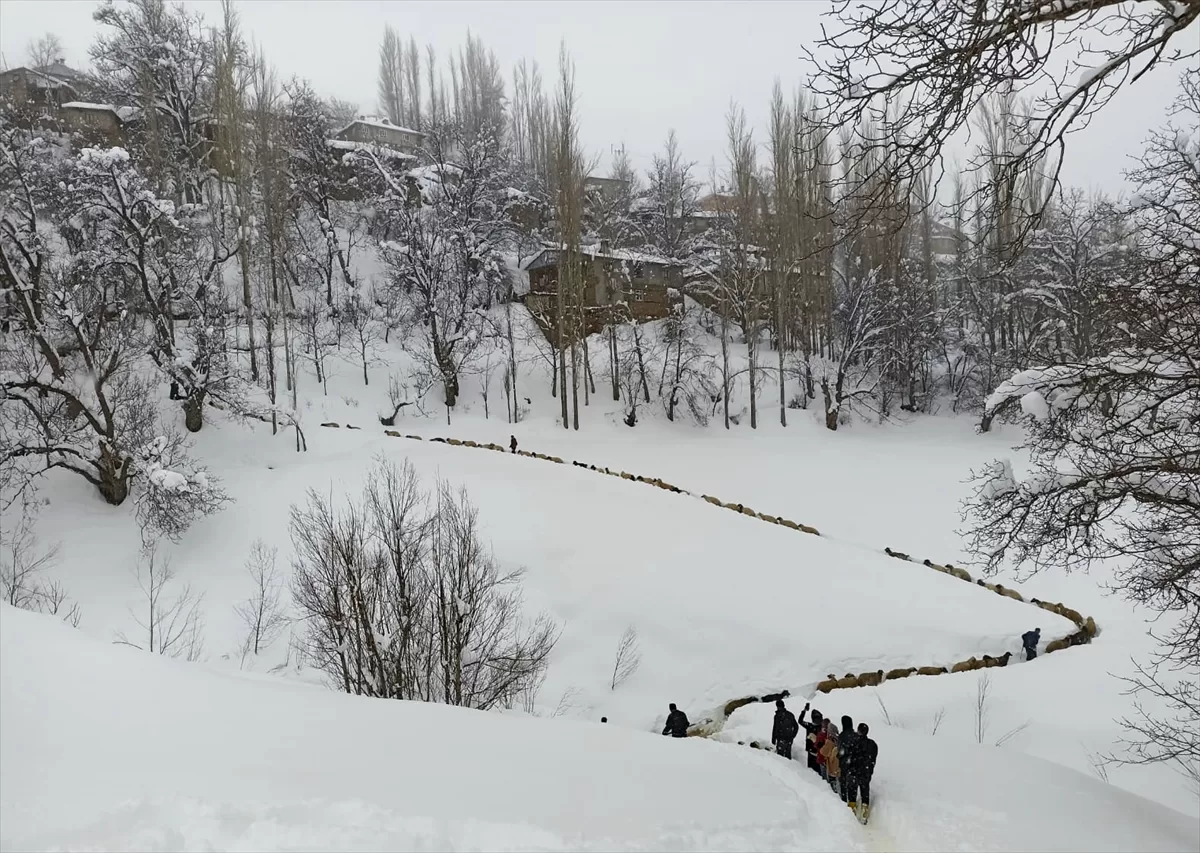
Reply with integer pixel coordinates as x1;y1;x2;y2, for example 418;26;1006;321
326;139;416;161
336;117;424;138
1;67;76;90
522;244;683;271
60;102;141;124
34;62;90;83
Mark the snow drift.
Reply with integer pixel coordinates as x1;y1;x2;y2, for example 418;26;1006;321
3;605;1198;852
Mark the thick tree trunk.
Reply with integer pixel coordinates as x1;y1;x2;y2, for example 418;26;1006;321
96;445;132;506
183;391;205;433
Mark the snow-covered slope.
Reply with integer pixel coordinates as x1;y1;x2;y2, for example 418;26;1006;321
3;604;1196;853
5;312;1197;840
26;419;1075;730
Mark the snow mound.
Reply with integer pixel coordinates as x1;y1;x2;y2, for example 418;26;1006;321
4;605;1196;852
0;605;847;852
724;703;1199;853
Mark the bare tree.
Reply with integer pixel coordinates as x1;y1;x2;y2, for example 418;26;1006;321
235;539;289;662
1113;660;1199;789
966;71;1200;779
974;673;992;744
340;291;385;386
290;458;559;709
0;491;79;627
377;25;406;124
26;32;64;67
804;0;1199;248
115;547;205;661
610;625;642;690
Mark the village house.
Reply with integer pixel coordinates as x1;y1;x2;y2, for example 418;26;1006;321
58;102;140;145
0;62;93;128
521;240;684;342
334;116;425;155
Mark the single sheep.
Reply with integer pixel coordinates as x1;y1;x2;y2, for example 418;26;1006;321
859;670;885;687
918;666;949;676
885;667;918;680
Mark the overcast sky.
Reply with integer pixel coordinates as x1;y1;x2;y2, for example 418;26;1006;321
0;0;1185;194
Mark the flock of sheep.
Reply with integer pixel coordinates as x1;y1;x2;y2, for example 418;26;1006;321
320;421;1101;691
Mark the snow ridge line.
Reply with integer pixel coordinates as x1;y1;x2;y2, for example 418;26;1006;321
320;423;1100;685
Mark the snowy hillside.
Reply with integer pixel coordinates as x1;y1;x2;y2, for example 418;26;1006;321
4;604;1197;852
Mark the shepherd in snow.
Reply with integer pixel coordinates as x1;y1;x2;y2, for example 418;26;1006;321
837;715;859;803
510;435;518;453
798;704;822;773
771;698;799;759
846;722;878;824
662;703;689;738
1022;627;1041;661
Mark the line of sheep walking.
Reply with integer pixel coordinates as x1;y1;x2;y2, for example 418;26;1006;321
323;422;1104;684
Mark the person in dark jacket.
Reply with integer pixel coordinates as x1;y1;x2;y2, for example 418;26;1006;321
662;703;689;737
771;698;799;759
837;715;859;803
1022;627;1041;661
510;435;518;453
798;704;822;773
846;722;878;823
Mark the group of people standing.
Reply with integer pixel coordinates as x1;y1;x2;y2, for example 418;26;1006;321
772;699;878;825
658;697;878;825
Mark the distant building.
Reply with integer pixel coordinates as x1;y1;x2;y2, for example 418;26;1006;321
0;63;91;126
522;241;684;343
334;116;425;156
59;102;140;145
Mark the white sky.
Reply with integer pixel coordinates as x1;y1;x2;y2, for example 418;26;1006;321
0;0;1186;195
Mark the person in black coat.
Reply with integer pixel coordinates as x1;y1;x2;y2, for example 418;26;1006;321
798;704;822;773
662;703;689;737
837;715;859;802
846;722;878;821
771;699;799;759
510;435;518;453
1022;627;1041;661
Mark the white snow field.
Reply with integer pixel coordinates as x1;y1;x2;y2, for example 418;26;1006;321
4;605;1197;853
3;312;1198;849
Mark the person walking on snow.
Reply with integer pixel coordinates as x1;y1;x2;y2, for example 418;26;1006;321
814;718;830;779
510;435;518;453
662;703;689;738
846;723;878;824
838;715;859;804
771;698;799;759
1022;627;1041;661
820;723;841;797
799;704;822;773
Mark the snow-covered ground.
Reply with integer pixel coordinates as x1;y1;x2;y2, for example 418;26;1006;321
3;310;1198;848
4;605;1197;852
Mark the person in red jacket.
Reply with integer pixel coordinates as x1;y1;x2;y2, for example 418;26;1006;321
813;718;830;779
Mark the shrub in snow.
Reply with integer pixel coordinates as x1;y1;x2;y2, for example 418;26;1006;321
290;457;559;709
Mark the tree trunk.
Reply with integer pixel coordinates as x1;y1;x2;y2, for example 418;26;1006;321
184;391;206;433
720;310;731;430
96;445;132;506
821;376;838;432
608;322;619;401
